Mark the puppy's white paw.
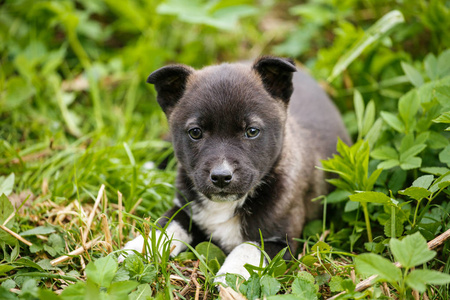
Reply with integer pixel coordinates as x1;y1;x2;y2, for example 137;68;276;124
118;221;192;263
214;242;266;286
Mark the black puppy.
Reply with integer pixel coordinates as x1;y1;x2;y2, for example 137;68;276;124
119;56;350;283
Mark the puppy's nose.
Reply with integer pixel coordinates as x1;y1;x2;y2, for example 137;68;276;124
210;165;233;188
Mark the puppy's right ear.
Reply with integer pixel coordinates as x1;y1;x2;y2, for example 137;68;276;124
147;65;194;115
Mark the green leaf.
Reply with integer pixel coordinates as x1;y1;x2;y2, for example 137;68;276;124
123;255;144;277
401;62;424;87
297;271;315;284
400;156;422;170
364;118;383;149
291;277;318;300
398;90;420;129
107;280;139;297
260;275;281;296
128;284;153;300
354;90;364;138
244;273;261;300
0;174;14;197
195;241;226;265
362;100;375;136
0;194;14;225
329;276;344;292
377;159;400;170
437;49;450;77
384;218;403;238
355;253;402;283
380;111;405;133
349;191;392;204
398;187;432;201
60;281;86;300
4;77;35;111
412;175;434;189
399;144;426;162
424;53;438;80
389;232;436;268
20;226;56;237
405;269;450;293
0;265;15;275
371;146;398;160
439;145;450;167
328;10;404;81
85;256;118;288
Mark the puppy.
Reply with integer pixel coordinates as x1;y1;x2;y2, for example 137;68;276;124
119;56;350;283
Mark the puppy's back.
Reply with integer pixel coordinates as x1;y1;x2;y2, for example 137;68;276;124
289;69;351;158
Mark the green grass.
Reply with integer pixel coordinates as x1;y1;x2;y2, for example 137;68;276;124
1;0;450;299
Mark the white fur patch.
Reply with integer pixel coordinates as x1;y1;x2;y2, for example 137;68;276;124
118;220;192;262
192;195;246;253
214;242;266;285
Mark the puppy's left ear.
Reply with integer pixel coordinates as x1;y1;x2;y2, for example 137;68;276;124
147;65;194;115
253;56;297;104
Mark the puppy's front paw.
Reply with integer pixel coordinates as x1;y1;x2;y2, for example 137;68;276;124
118;235;145;263
213;242;266;286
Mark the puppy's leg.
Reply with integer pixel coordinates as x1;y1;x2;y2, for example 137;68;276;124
214;240;288;286
118;206;193;262
214;242;265;285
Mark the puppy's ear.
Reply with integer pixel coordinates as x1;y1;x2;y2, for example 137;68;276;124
253;56;297;103
147;65;194;115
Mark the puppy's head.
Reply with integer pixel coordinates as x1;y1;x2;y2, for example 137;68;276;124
148;56;296;202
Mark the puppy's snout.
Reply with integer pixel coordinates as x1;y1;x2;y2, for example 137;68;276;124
210;165;233;188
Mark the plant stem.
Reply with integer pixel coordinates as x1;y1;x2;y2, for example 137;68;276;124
391;206;396;238
361;202;373;242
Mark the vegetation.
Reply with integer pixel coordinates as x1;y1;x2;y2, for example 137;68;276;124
1;0;449;299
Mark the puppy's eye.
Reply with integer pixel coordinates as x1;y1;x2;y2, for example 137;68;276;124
188;128;203;140
245;127;260;139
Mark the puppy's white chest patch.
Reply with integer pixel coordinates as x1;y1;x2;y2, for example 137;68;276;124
192;196;245;253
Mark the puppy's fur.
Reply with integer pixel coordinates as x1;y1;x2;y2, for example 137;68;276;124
120;57;350;282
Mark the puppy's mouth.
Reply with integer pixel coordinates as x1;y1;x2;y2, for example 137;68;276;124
207;192;247;203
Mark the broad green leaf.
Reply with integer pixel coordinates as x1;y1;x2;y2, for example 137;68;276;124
128;284;153;300
0;194;14;225
424;53;438;80
355;253;402;283
401;62;424;87
400;157;422;170
364;118;383;149
349;191;392;204
384;218;403;238
437;49;450;77
328;10;404;81
245;273;261;300
439;145;450;167
399;187;431;201
420;167;449;176
291;277;317;300
329;276;344;292
0;265;15;275
0;174;14;197
260;275;281;296
371;146;398;160
405;269;450;293
297;271;315;284
399;144;426;162
107;280;139;297
85;255;118;288
20;226;56;237
311;241;331;252
412;175;434;189
389;232;436;268
362;100;375;136
380;111;405;133
60;281;86;300
195;241;226;265
123;255;144;277
398;90;420;130
4;77;35;111
429;172;450;193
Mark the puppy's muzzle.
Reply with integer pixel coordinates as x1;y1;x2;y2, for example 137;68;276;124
210;165;233;188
